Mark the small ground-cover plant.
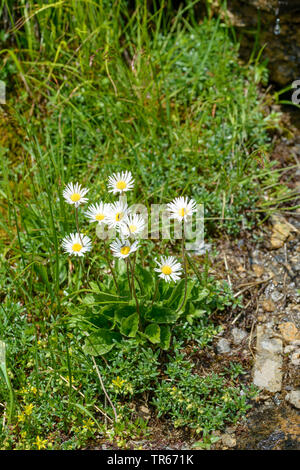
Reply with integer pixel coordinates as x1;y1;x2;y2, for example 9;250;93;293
152;347;257;439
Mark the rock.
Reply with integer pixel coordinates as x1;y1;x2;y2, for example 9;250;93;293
221;434;236;448
252;264;264;277
237;265;246;272
139;405;150;418
290;351;300;367
279;322;300;343
262;299;276;312
216;338;231;354
270;237;284;249
253;325;283;393
270;291;284;303
225;426;236;434
284;344;297;354
270;217;294;249
285;390;300;409
232;327;247;345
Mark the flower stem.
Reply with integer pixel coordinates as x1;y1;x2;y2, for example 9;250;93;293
92;356;118;424
126;259;132;298
75;206;83;245
104;244;119;292
129;257;141;323
151;278;160;308
177;232;187;312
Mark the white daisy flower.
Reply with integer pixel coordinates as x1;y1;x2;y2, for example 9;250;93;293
120;213;146;238
154;256;182;283
106;200;129;228
110;238;139;259
107;171;134;194
63;182;89;207
167;196;197;222
85;202;109;224
62;232;92;257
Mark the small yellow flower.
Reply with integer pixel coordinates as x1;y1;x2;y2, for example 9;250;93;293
35;436;47;450
112;376;126;389
82;418;95;431
24;403;34;416
222;393;230;403
18;413;25;423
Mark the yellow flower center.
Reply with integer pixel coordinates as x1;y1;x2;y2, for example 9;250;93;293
120;246;130;255
72;243;82;252
96;213;105;221
178;207;186;217
70;193;81;202
129;224;137;233
162;265;172;275
115;212;123;222
116;181;127;190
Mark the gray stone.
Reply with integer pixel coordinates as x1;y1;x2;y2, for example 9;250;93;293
284;345;297;354
290;351;300;366
232;327;247;344
217;338;231;354
253;325;283;392
285;390;300;409
270;291;284;303
221;434;236;448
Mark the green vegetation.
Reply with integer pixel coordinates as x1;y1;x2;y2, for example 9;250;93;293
0;0;287;450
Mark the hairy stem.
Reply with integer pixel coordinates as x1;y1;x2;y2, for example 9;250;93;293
177;232;187;312
92;356;118;424
104;244;119;292
129;257;141;323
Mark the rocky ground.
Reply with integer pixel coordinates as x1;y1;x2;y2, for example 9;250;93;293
211;212;299;450
209;106;300;450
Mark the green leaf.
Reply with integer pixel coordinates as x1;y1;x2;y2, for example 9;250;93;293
177;280;196;312
70;402;101;429
194;289;210;302
144;323;161;344
158;325;171;350
186;303;206;324
166;279;185;307
135;265;154;295
82;292;128;305
82;294;96;306
114;258;127;276
0;341;14;423
34;263;50;290
120;313;139;337
89;281;101;293
83;329;121;356
145;305;178;324
114;305;137;323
